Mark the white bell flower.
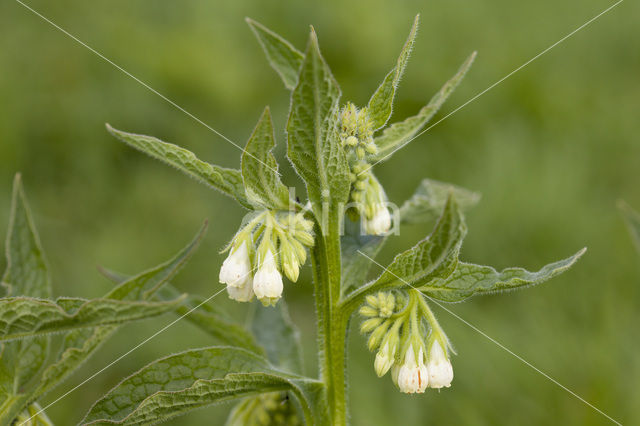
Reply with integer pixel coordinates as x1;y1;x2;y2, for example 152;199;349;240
374;342;395;377
364;204;391;235
226;276;254;302
427;340;454;389
219;241;252;288
253;249;283;305
397;345;429;393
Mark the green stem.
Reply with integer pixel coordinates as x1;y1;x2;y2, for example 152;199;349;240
311;211;348;425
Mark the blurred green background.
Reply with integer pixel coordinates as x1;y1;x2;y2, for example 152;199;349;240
1;0;638;424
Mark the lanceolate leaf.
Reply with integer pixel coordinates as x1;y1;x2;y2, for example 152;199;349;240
618;200;640;254
400;179;480;225
371;52;476;163
106;124;251;208
0;175;51;421
1;175;51;299
99;269;262;353
373;197;465;291
241;107;292;210
30;226;207;403
343;198;466;310
367;14;419;130
0;296;185;342
341;180;477;293
420;249;587;302
34;326;117;400
159;288;262;353
250;301;303;374
82;347;328;425
287;29;350;222
246;18;304;90
105;222;207;301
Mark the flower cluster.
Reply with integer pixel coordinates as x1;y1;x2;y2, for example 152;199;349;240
230;392;301;426
340;103;392;235
219;211;314;306
360;290;454;393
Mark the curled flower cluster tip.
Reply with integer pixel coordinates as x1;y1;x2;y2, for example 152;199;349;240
219;211;314;306
360;290;454;393
340;102;392;235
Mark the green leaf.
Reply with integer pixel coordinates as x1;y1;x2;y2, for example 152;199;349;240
367;14;419;130
0;296;185;342
341;180;477;293
618;200;640;254
30;226;206;402
287;28;350;222
106;124;251;208
370;52;476;163
421;249;587;302
246;18;304;90
1;175;51;299
33;326;117;401
105;222;207;301
241;107;292;210
159;288;263;353
250;301;303;374
373;197;465;290
99;268;262;353
82;347;327;425
0;175;51;421
342;197;466;310
400;179;480;225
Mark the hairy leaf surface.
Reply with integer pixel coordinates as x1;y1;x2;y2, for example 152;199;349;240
421;249;587;302
100;268;262;353
82;347;327;425
343;198;465;309
0;175;52;421
30;226;206;403
0;296;184;342
106;125;250;208
246;18;304;90
241;107;291;210
371;52;476;162
287;29;350;222
367;15;419;130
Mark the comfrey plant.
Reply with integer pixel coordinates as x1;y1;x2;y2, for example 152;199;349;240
0;16;587;425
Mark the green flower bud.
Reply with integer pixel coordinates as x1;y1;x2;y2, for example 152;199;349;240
359;305;378;317
360;317;383;333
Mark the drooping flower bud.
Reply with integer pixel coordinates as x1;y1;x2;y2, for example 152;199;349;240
397;345;429;393
375;342;396;377
363;204;391;235
226;276;254;302
219;241;252;288
427;339;454;389
253;249;283;306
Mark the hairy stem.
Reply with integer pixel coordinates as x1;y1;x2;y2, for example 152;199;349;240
312;210;348;425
